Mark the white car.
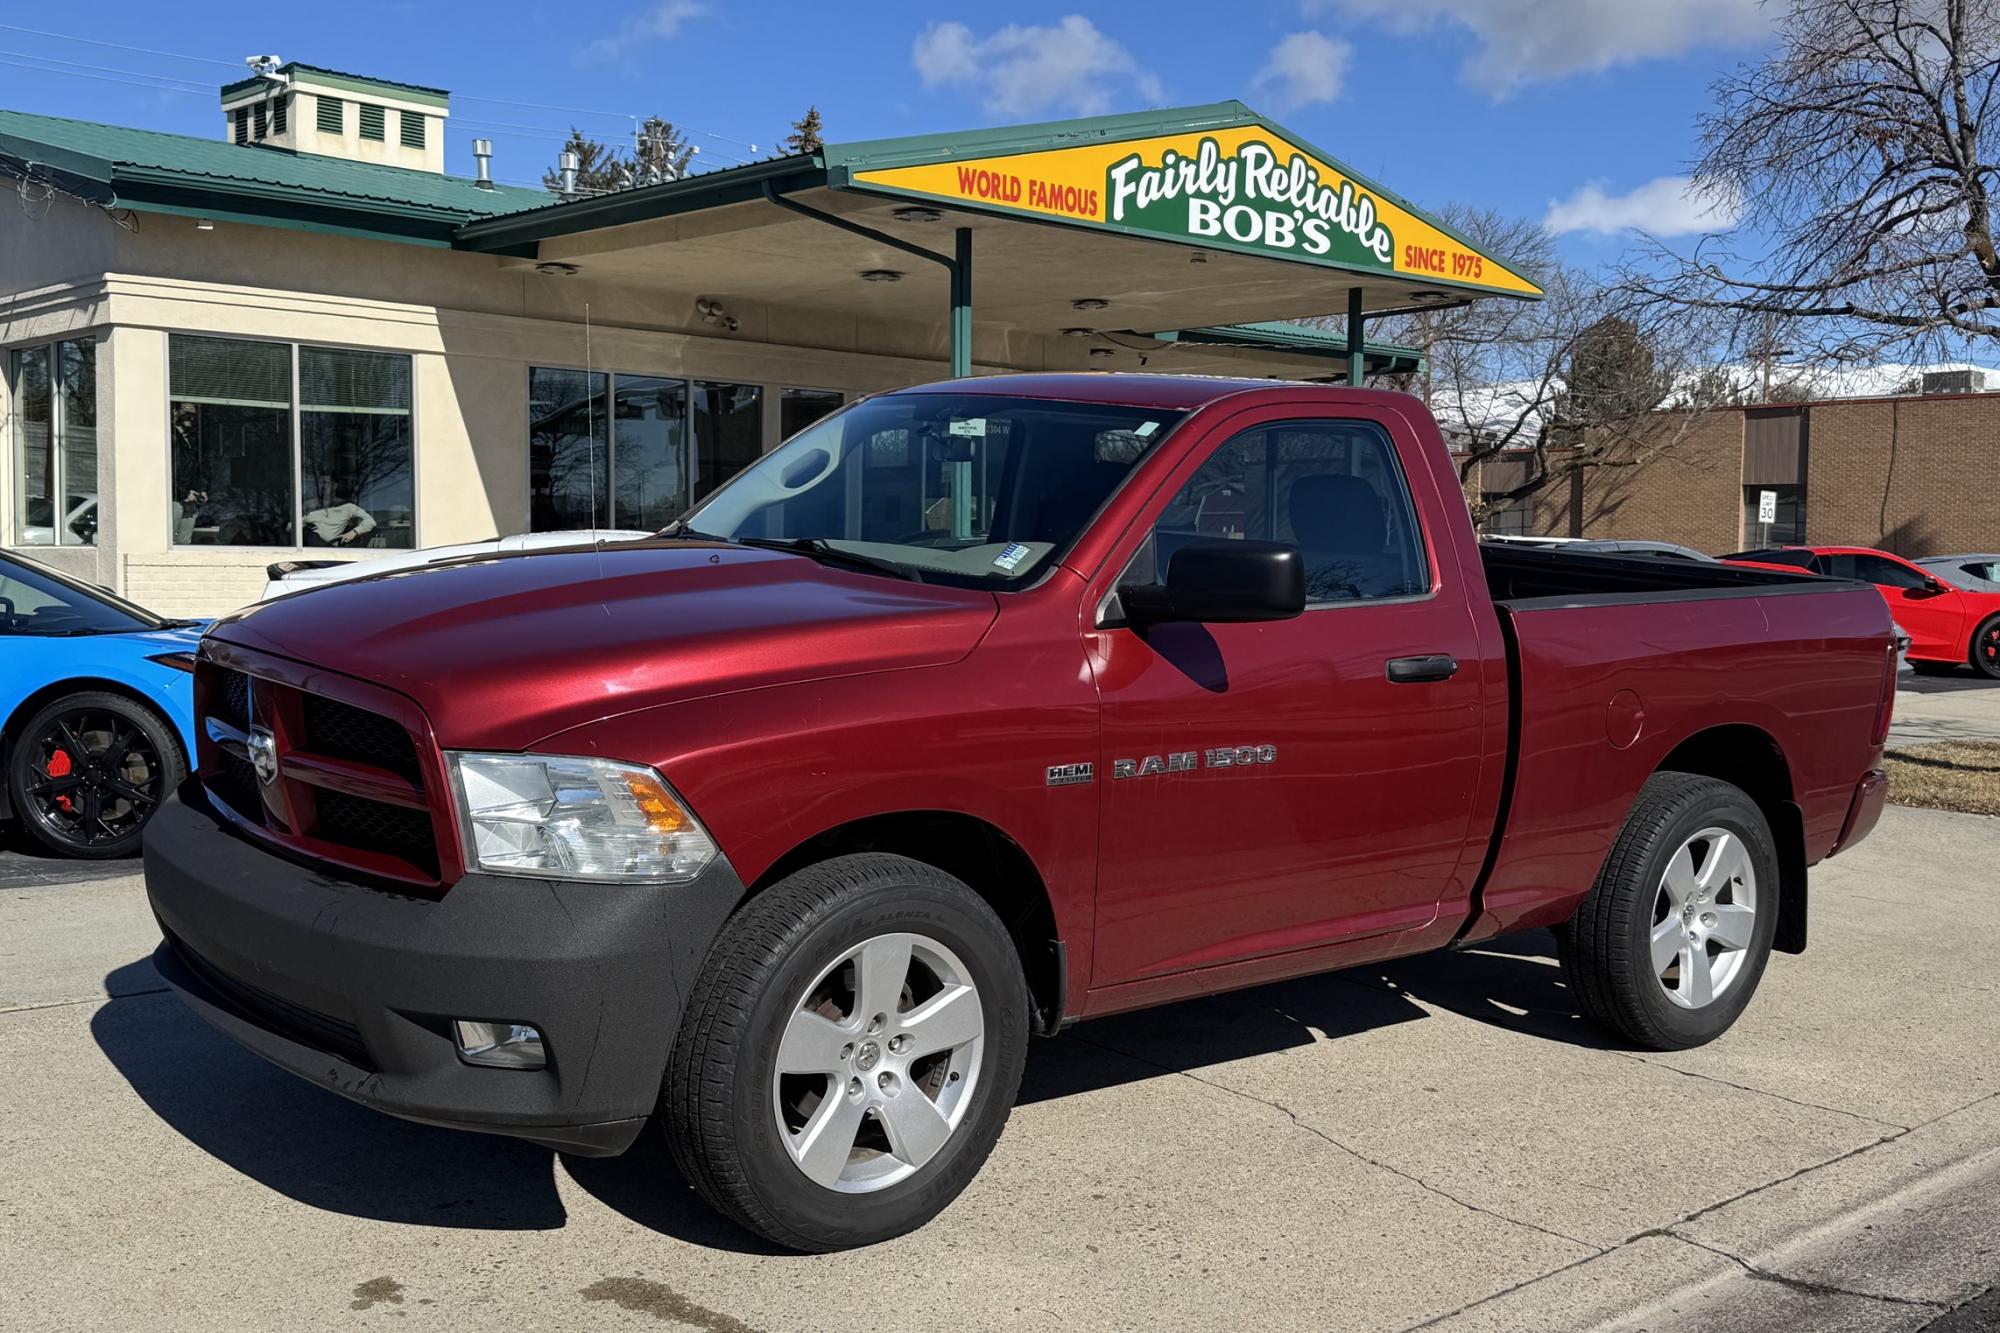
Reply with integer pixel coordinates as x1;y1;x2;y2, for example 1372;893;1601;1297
260;529;654;601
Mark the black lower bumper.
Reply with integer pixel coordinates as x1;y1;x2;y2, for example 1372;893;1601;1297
143;790;744;1156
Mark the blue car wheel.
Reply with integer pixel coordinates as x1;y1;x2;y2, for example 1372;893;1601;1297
7;689;186;858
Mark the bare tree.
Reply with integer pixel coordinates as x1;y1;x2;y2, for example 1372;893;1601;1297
1629;0;2000;363
1334;206;1727;519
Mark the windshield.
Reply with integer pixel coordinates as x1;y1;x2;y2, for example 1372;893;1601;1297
0;555;162;636
682;393;1185;586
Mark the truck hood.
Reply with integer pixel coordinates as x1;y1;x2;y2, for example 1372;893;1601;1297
209;540;999;749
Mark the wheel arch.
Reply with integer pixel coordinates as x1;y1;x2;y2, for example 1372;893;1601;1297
750;810;1067;1034
1655;724;1808;954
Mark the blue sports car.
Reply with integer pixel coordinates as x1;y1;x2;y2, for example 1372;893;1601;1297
0;552;202;858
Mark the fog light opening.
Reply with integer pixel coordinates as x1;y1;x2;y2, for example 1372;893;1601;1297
454;1020;546;1069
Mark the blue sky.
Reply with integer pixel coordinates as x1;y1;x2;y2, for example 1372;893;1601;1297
0;1;1773;268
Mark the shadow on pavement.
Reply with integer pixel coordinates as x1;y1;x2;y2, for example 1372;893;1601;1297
93;929;1606;1248
1899;668;2000;694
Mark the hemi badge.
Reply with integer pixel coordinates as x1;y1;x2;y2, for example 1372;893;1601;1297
1046;762;1094;787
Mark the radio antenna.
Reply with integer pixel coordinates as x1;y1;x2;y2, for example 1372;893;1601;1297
584;301;599;531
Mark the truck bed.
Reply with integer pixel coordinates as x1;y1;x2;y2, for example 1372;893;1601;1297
1455;542;1894;948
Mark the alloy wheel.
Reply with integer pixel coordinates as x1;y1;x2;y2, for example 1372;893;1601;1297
770;932;985;1193
21;709;165;851
1650;826;1757;1010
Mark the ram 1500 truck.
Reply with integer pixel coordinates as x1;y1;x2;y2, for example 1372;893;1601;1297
145;375;1895;1251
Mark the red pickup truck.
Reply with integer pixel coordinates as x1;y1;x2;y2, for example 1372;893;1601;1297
145;375;1895;1251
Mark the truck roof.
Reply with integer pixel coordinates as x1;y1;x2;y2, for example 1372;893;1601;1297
880;372;1412;411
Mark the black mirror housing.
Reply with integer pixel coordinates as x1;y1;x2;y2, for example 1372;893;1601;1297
1122;540;1306;626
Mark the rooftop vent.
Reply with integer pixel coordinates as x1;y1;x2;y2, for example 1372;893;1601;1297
219;60;449;174
1921;368;1986;395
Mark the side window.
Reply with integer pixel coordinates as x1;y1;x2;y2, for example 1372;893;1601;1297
1146;419;1427;603
1855;555;1928;590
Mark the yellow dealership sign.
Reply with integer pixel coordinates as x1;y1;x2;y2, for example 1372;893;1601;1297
847;120;1542;299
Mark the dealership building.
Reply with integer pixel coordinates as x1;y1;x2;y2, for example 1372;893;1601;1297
0;65;1540;614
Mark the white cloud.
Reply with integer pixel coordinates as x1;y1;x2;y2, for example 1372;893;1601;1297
581;1;707;62
912;17;1165;118
1311;0;1770;96
1544;174;1742;237
1252;32;1353;111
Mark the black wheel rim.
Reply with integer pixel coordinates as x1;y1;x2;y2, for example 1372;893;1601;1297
1984;625;2000;668
22;709;164;850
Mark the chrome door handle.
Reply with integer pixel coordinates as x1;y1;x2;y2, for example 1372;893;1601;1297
1385;654;1459;683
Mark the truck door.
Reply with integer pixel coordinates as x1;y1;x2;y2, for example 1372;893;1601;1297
1087;408;1489;987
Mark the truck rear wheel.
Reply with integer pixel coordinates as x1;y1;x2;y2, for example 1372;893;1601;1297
663;853;1030;1251
1562;772;1780;1051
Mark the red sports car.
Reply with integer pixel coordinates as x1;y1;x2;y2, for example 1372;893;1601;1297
1725;545;2000;677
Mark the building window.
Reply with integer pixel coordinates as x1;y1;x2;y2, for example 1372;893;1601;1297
611;375;688;530
399;110;426;149
301;348;414;548
781;387;845;441
529;370;769;530
169;334;414;548
233;107;249;144
317;95;344;135
359;103;385;141
10;339;97;546
692;382;764;505
1742;484;1805;545
1481;495;1530;536
528;368;609;531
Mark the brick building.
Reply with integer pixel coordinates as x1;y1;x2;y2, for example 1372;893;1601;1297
1469;386;2000;556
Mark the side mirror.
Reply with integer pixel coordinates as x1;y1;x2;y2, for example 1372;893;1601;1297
1922;576;1946;594
1121;540;1306;626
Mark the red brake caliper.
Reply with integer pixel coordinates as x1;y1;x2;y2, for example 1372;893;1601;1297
47;747;74;813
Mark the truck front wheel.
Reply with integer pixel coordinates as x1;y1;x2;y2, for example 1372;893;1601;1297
1562;772;1780;1050
663;853;1030;1251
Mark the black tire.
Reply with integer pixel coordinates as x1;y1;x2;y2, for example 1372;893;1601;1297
1972;615;2000;680
1561;772;1780;1051
664;853;1030;1251
6;690;185;859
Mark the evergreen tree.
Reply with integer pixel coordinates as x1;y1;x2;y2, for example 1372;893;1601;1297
781;105;825;156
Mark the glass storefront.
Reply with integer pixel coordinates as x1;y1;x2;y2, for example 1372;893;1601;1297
532;371;835;532
169;334;414;547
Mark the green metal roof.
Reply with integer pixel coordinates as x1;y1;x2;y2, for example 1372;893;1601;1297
0;108;548;244
219;63;449;107
1159;322;1424;371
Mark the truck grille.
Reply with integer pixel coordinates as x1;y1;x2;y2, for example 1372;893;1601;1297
199;660;445;887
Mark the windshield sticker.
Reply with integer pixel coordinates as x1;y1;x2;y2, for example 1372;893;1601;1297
993;542;1031;571
1135;421;1161;436
948;418;988;438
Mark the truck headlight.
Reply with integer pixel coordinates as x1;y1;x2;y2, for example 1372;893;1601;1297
446;752;720;884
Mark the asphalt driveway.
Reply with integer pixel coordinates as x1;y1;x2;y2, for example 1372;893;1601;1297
3;805;1998;1332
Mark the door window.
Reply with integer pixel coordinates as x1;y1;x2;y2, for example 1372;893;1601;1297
1140;418;1427;603
1821;553;1928;589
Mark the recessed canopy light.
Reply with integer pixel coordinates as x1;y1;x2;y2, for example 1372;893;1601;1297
1061;326;1095;337
1071;298;1109;311
1089;347;1114;359
892;206;943;223
859;269;905;283
535;261;580;276
1410;290;1453;303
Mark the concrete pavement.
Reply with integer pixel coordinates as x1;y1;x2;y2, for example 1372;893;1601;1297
1892;671;2000;745
2;805;1998;1331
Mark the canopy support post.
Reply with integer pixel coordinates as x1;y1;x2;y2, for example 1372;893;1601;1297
1346;287;1365;387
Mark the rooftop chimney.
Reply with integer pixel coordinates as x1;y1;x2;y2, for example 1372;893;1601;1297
472;138;494;189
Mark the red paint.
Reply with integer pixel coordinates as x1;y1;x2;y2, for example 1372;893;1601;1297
199;377;1894;1019
1725;545;2000;665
